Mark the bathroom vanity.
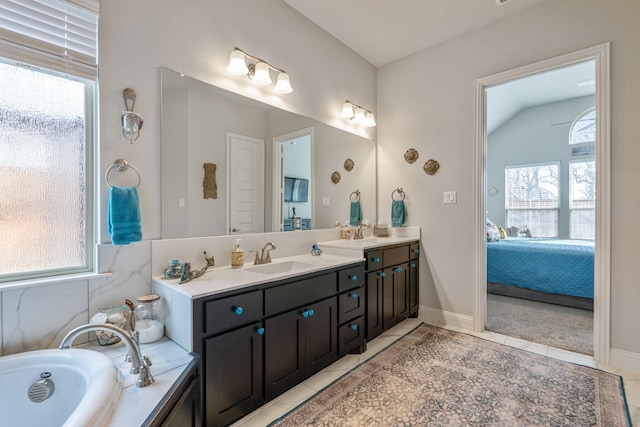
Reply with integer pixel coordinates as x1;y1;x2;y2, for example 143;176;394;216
152;237;419;426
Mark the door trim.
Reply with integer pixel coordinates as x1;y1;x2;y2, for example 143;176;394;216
473;43;611;363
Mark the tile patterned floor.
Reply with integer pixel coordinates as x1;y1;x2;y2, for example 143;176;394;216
232;319;640;426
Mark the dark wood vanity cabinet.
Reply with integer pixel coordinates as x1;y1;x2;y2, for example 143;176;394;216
365;241;420;340
194;262;364;427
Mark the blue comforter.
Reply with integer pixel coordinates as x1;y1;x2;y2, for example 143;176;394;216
487;239;594;299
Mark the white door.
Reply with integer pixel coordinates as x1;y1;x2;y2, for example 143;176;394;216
227;133;264;234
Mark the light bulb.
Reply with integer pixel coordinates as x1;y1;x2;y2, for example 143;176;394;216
354;108;366;124
341;101;354;119
252;62;272;86
364;112;376;127
226;50;248;76
274;72;293;94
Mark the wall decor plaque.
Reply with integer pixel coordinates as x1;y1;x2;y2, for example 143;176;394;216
424;159;440;175
404;148;419;164
344;158;354;171
331;171;341;184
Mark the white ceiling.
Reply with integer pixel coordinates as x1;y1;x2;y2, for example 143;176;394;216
283;0;595;131
283;0;551;67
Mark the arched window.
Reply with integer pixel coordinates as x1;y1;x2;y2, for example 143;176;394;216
569;108;596;144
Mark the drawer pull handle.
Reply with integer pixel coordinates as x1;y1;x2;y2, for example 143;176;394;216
379;272;385;278
350;324;358;331
255;326;265;335
349;293;358;299
308;309;315;316
301;309;309;318
395;267;404;273
371;257;380;263
413;248;420;254
232;306;243;315
348;275;358;281
411;263;417;268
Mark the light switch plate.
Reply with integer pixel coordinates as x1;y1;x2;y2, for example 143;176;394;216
443;191;457;204
321;197;330;207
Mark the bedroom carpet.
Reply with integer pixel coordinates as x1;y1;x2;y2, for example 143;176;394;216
486;293;593;355
269;324;629;426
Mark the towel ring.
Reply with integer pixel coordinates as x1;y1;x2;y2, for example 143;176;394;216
350;190;360;202
392;187;405;201
105;159;141;188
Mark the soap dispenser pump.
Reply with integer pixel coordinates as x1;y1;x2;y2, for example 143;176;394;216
231;238;244;268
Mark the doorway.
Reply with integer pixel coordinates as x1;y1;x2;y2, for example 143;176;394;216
272;128;313;232
473;44;611;363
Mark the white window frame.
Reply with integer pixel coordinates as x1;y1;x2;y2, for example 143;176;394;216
0;0;97;283
505;161;560;238
569;159;596;240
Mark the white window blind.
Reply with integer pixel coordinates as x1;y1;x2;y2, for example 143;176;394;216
0;0;98;79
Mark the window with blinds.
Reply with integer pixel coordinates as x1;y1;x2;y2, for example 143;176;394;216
570;160;596;240
505;162;559;238
0;0;97;282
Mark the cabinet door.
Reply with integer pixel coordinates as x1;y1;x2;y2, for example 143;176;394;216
305;297;338;377
409;260;419;316
264;309;305;400
382;263;410;330
366;270;384;340
205;323;263;427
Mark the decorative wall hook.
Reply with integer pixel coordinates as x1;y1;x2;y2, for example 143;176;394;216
121;88;144;144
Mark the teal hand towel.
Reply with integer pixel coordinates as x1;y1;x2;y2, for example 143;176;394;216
108;186;142;245
350;201;362;226
391;199;405;228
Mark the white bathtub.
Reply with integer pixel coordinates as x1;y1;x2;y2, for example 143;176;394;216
0;348;123;427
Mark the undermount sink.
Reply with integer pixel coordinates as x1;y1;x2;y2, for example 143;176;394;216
245;261;311;275
0;348;123;427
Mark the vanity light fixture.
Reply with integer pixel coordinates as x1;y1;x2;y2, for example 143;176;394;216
121;88;144;144
341;100;376;127
226;47;293;94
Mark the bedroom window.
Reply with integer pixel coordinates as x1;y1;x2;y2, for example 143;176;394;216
570;160;596;240
569;108;596;144
505;163;559;237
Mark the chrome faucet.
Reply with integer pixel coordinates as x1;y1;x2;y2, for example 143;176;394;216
254;242;276;264
59;323;154;387
353;223;371;240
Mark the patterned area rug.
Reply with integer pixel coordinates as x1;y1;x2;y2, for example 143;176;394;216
270;324;630;426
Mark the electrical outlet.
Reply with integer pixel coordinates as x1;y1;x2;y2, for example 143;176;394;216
178;198;185;208
443;191;457;204
322;197;330;207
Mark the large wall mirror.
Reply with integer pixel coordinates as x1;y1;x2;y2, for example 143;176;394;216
161;68;377;239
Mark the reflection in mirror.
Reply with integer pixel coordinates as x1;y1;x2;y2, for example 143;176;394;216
161;68;376;239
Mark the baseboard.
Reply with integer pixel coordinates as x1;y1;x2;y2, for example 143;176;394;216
417;304;475;332
609;348;640;374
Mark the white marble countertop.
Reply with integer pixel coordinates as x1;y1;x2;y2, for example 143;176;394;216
80;337;195;426
153;253;365;299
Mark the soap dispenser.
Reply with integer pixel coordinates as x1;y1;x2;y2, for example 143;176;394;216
231;238;244;268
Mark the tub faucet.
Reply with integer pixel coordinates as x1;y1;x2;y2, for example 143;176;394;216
59;323;154;387
255;242;276;264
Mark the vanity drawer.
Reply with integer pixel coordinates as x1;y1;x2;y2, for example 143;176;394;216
203;290;263;336
265;273;335;317
337;265;365;292
383;245;410;268
410;242;420;260
338;316;365;357
365;250;383;271
338;285;365;324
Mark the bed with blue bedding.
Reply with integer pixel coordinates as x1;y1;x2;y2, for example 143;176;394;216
487;238;594;310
